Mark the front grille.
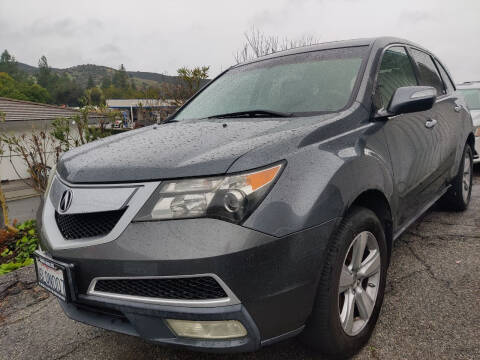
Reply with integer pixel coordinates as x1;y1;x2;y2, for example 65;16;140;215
93;277;228;300
55;208;126;240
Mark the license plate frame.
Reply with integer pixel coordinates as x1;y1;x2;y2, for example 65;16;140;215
34;250;75;302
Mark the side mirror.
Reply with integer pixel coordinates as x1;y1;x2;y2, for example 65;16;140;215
376;86;436;118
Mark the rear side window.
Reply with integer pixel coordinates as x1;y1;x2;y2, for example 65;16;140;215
434;59;455;93
374;46;417;110
409;48;446;96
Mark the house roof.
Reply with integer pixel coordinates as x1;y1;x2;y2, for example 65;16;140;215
0;97;106;122
106;99;176;108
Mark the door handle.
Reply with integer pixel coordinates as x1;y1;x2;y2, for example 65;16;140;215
425;119;437;129
454;105;462;112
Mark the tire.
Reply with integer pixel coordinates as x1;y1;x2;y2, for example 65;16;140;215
301;207;388;359
441;144;473;212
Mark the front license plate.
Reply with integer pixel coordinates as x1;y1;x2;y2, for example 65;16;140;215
34;253;69;301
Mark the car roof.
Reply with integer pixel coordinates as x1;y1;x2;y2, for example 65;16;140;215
231;36;423;68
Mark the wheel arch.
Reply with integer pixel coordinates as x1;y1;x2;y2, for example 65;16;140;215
347;189;394;262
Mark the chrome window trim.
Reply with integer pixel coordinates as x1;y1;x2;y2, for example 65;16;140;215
87;274;241;307
371;43;419;110
42;174;160;250
407;46;448;98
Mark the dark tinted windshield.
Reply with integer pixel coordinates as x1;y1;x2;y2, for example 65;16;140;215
174;46;368;120
458;88;480;110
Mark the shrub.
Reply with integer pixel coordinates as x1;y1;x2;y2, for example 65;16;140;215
1;130;60;192
0;220;38;275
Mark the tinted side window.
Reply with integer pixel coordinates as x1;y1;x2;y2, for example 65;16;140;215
409;48;446;96
375;46;417;109
434;59;455;93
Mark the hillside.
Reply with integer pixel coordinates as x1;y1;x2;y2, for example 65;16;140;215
16;62;205;89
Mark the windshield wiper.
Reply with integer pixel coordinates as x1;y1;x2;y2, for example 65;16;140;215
207;109;293;119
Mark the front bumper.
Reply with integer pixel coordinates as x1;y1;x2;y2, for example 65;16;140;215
59;294;261;352
40;201;338;351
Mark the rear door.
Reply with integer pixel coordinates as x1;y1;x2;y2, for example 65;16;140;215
408;48;461;189
375;46;438;226
434;59;469;176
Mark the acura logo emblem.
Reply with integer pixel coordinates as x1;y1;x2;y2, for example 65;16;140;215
59;189;73;212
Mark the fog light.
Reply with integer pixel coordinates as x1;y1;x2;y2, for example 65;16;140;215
166;319;247;339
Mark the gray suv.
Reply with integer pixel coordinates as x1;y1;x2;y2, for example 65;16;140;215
35;37;474;358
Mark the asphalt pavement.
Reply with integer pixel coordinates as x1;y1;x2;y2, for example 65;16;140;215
0;168;479;360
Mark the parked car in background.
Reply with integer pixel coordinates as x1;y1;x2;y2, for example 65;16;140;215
34;37;474;359
457;81;480;162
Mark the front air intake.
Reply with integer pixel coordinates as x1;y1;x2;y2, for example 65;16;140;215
93;277;228;300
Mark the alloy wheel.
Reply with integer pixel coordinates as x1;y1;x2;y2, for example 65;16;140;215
338;231;381;336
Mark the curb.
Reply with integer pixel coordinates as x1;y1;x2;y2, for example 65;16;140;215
0;264;37;300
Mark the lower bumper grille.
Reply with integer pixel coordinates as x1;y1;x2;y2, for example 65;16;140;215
92;277;228;300
55;208;126;240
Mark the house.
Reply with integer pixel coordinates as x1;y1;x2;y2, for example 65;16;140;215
0;97;104;181
106;99;177;127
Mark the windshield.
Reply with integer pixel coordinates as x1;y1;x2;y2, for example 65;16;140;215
458;88;480;110
173;46;368;121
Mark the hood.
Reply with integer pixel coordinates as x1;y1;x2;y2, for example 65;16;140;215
57;117;329;183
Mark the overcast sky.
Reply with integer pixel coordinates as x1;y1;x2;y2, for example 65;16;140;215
0;0;478;82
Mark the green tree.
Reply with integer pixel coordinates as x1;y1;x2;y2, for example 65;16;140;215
177;66;209;95
101;75;112;89
0;72;25;100
0;50;21;80
53;74;83;106
84;87;104;106
0;72;51;103
87;75;95;89
20;83;52;103
102;84;143;100
37;55;54;90
161;66;210;106
112;64;129;89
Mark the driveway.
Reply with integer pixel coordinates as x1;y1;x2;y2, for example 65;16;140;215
1;169;479;360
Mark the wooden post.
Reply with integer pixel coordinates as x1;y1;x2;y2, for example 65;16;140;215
0;185;18;232
130;106;134;127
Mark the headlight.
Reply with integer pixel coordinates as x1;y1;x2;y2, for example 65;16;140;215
134;162;284;224
44;165;57;198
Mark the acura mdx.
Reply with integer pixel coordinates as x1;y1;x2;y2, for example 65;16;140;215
35;37;474;358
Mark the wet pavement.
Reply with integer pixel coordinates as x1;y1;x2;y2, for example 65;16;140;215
0;168;479;360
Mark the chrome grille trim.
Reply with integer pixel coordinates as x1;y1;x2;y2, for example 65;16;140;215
42;175;160;250
87;274;240;307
